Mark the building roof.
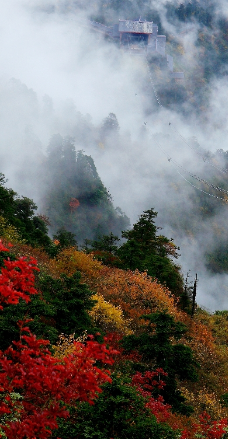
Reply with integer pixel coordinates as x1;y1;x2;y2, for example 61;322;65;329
118;20;153;34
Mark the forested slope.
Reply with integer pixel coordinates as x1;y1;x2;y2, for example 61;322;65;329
1;177;228;438
2;1;228;436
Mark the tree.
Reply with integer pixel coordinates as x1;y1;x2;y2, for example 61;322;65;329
0;241;39;310
86;232;120;254
0;175;53;251
100;113;120;140
46;133;63;165
118;209;184;297
14;197;37;223
53;373;180;439
0;293;57;350
0;174;16;221
0;324;115;439
122;312;198;414
0;258;98;349
0;241;116;439
37;271;96;337
53;227;77;249
85;232;121;266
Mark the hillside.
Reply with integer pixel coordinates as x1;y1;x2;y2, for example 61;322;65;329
1;178;228;438
2;0;228;437
2;0;228;309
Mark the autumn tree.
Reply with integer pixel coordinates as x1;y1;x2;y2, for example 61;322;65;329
53;227;77;249
0;267;97;349
0;241;116;438
122;312;198;414
52;373;180;439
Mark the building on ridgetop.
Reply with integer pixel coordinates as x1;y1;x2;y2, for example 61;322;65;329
89;18;184;78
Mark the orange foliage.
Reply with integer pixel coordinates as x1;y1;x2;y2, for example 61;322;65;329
48;248;228;416
49;249;183;329
10;246;218;366
89;268;180;330
176;314;215;363
164;412;196;439
6;243;51;275
3;244;228;430
48;249;218;348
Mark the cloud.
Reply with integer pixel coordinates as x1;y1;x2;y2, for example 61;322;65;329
1;0;228;310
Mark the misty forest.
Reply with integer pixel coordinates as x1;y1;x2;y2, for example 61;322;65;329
2;0;228;437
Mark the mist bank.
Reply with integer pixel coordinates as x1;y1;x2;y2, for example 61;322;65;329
1;0;228;310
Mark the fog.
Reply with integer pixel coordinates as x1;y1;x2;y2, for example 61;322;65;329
1;0;228;311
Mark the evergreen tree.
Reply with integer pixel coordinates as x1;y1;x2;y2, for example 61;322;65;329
0;270;96;349
0;173;53;251
118;209;184;296
122;312;198;415
100;112;120;140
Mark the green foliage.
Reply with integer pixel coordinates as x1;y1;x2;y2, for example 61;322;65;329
117;209;184;296
0;270;96;349
173;1;213;27
178;275;194;314
53;374;180;439
37;272;96;336
220;393;228;408
0;173;53;251
214;310;228;317
0;174;16;220
206;244;228;274
85;232;122;267
86;232;120;254
0;294;58;350
122;312;198;414
0;249;16;269
53;227;77;249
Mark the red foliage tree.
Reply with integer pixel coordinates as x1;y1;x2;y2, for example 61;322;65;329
69;198;80;213
0;241;117;438
180;412;228;439
196;412;228;439
131;369;172;423
0;241;39;309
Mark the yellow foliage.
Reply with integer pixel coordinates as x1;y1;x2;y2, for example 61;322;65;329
210;311;228;345
89;294;133;335
49;248;184;329
180;385;228;420
0;216;24;244
5;243;228;426
49;248;103;280
89;267;184;329
53;332;87;359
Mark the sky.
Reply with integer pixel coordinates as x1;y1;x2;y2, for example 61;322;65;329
1;0;228;311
